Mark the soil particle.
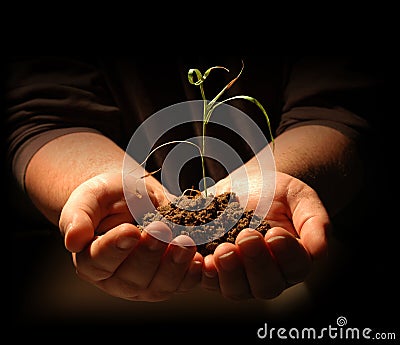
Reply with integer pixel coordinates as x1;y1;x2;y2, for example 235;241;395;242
140;192;270;256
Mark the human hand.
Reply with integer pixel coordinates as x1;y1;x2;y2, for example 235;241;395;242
201;171;330;300
59;172;203;301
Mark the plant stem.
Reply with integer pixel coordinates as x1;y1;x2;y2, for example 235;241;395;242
202;107;207;196
188;60;275;198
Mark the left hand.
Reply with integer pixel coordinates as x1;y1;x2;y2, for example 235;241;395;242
59;172;203;302
201;171;330;300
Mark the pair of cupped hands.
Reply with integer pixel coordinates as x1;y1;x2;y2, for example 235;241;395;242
59;168;330;302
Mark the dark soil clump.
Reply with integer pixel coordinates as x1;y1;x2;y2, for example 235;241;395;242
140;192;270;256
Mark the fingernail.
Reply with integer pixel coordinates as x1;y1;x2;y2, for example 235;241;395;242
189;260;203;275
267;236;291;261
267;236;288;255
146;233;167;251
146;228;171;241
237;235;263;257
145;226;172;251
203;268;217;279
172;245;194;264
237;235;260;244
218;251;238;272
117;236;139;249
267;235;287;244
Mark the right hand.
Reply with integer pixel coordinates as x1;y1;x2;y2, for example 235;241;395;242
59;172;203;301
201;170;330;300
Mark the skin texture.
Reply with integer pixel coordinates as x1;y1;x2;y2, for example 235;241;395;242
202;125;362;300
204;171;329;299
24;124;362;301
26;132;203;301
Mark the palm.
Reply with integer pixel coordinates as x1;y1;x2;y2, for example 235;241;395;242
214;170;329;258
263;172;307;238
60;172;169;251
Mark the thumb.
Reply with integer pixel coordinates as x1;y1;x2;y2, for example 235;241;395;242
60;207;95;253
59;181;101;253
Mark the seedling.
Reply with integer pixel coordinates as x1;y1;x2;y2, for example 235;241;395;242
131;60;274;198
188;60;275;195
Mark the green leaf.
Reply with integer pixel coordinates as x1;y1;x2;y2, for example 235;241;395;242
207;95;275;150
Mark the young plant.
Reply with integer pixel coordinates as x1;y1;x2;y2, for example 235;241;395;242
130;60;274;199
188;60;275;196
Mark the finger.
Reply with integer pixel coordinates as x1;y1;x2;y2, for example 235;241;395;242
96;211;133;235
111;221;172;290
62;208;96;253
214;243;252;300
148;235;197;294
236;228;286;299
59;175;123;252
298;214;330;260
265;227;312;285
73;223;141;281
176;252;204;293
291;188;330;259
201;254;220;292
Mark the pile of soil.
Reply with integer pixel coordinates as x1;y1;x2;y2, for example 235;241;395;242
140;191;270;256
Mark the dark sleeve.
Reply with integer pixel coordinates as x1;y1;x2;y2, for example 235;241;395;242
276;56;384;141
4;56;123;190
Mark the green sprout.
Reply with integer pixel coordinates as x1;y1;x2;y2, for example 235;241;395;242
188;60;275;196
130;60;274;199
